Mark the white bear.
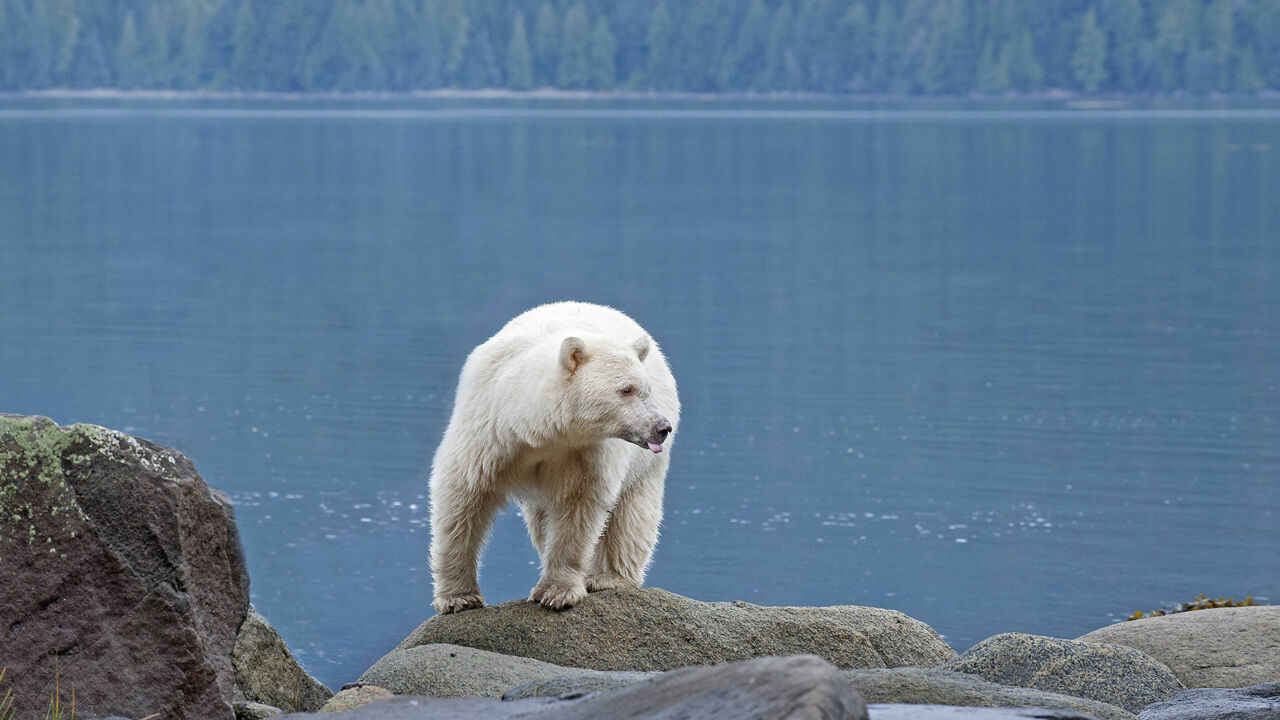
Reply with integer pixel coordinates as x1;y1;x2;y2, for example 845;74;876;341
428;302;680;614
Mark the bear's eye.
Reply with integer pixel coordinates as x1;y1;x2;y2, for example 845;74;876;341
619;385;636;397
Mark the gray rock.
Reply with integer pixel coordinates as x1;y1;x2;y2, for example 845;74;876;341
234;606;334;711
845;668;1136;720
1078;606;1280;689
284;655;867;719
502;671;658;700
0;415;251;720
358;644;585;698
946;633;1183;713
868;707;1108;719
1136;682;1280;720
398;587;957;671
318;685;395;713
235;700;284;719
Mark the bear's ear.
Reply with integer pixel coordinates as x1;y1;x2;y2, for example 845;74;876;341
632;334;651;363
560;336;589;373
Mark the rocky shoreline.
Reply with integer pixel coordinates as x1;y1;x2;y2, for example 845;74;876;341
2;415;1276;720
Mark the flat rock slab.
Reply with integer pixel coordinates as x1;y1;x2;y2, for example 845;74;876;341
288;655;868;719
1136;681;1280;720
868;707;1109;719
0;415;250;720
946;633;1183;713
398;587;956;671
847;668;1136;720
1078;606;1280;689
359;644;594;698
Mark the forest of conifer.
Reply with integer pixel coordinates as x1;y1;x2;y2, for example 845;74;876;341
1;0;1278;94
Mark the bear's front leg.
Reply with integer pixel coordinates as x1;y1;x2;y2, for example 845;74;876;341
587;467;665;592
531;489;611;610
429;467;504;615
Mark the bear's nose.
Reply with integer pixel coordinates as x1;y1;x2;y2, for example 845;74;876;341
655;420;672;440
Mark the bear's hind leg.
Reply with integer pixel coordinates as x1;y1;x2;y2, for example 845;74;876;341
586;465;665;592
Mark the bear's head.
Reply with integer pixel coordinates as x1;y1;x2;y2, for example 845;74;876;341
559;334;673;453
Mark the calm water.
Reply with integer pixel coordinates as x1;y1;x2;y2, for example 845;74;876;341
1;96;1277;689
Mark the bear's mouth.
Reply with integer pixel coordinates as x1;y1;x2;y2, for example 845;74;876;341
646;441;663;454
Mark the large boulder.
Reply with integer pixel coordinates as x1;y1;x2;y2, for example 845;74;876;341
1078;606;1280;689
846;668;1137;720
0;415;250;720
284;655;868;720
945;633;1183;714
397;587;957;671
235;606;334;711
1137;682;1280;720
358;644;592;698
0;415;325;719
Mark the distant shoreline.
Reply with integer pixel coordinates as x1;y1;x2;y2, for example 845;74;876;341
4;87;1279;105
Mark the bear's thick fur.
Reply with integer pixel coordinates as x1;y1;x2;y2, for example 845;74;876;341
429;302;680;613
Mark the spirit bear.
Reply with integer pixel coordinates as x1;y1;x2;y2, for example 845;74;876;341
429;302;680;614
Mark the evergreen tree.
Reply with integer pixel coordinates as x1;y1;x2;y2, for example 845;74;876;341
142;4;172;87
1072;7;1107;93
115;12;142;88
717;0;768;90
834;3;872;92
229;0;257;87
177;0;206;88
557;3;590;89
870;2;899;92
975;39;1010;93
1204;0;1235;92
762;0;800;91
920;0;967;94
506;12;533;90
1153;0;1195;91
532;3;558;87
1100;0;1143;90
588;16;616;90
1234;46;1265;92
1004;28;1043;91
644;1;674;89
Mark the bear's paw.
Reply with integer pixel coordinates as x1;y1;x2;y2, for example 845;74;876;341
530;580;588;610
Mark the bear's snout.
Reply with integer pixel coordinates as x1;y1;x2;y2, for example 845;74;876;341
645;419;673;453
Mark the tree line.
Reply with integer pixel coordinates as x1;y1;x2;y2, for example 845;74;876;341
1;0;1278;94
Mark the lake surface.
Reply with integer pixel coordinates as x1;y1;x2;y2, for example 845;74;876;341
1;96;1277;689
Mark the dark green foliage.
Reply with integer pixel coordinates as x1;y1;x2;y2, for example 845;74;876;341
0;0;1277;93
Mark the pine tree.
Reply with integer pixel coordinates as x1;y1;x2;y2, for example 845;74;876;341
557;3;590;88
533;3;559;87
1234;46;1265;92
976;39;1010;93
834;3;872;92
177;0;206;88
870;2;899;92
762;0;800;91
142;5;172;87
1153;0;1195;91
115;12;142;88
717;0;768;90
1072;7;1107;93
1205;0;1235;92
588;16;616;90
644;1;674;89
506;13;533;90
229;0;257;88
1005;28;1043;91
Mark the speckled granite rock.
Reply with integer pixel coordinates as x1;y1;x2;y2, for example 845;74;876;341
318;685;395;713
946;633;1183;713
235;701;283;719
846;668;1136;720
398;587;956;671
1079;606;1280;689
359;644;586;698
1136;682;1280;720
234;606;333;711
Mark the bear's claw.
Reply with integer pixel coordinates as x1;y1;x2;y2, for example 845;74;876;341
434;593;485;614
530;581;587;610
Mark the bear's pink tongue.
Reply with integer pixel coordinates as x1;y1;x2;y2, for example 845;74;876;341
647;442;663;453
